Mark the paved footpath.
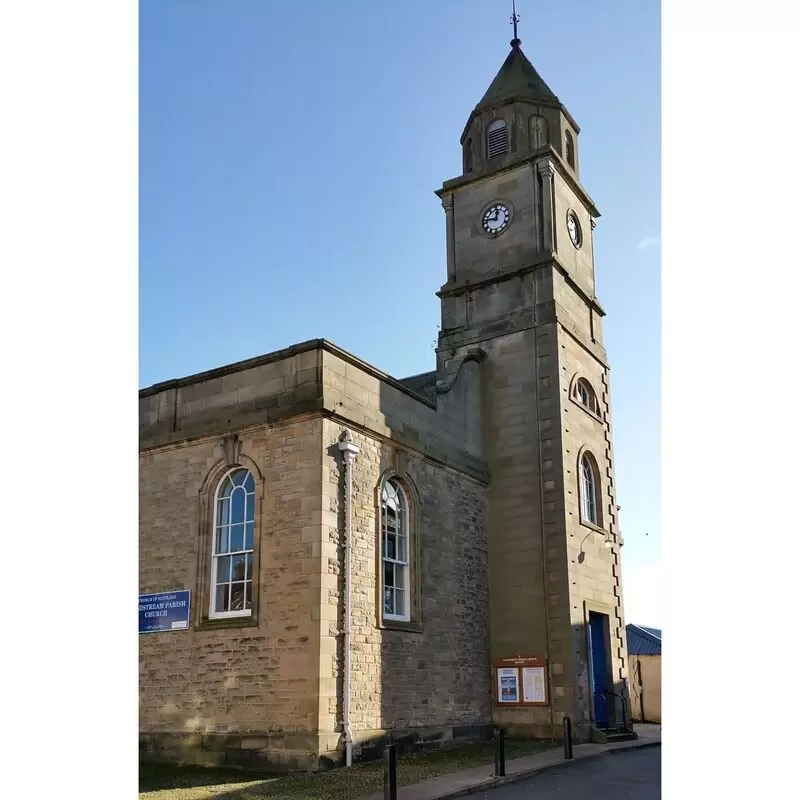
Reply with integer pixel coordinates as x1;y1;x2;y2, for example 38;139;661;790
357;724;661;800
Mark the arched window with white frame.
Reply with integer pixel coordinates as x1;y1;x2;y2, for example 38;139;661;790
210;467;255;618
381;478;410;622
574;378;600;416
580;452;601;527
487;119;509;159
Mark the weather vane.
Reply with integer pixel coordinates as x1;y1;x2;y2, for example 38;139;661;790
510;0;521;45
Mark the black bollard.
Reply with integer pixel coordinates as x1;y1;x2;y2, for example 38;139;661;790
383;742;397;800
494;727;506;777
563;716;573;759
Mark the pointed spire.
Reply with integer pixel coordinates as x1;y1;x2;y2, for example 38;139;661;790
474;40;559;114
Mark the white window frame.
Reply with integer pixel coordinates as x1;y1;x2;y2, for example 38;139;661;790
381;479;411;623
575;379;599;415
580;453;599;526
209;467;256;620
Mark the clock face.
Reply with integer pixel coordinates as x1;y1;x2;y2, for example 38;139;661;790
567;210;582;248
482;203;511;236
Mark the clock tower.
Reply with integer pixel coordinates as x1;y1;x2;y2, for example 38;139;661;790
434;29;630;739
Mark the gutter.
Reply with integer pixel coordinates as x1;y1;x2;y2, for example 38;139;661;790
338;429;360;767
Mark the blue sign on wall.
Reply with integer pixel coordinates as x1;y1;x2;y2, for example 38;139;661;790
139;590;191;634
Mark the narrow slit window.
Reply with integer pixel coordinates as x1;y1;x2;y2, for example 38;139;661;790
565;130;575;167
487;119;509;159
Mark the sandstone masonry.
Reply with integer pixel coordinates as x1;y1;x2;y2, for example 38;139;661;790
140;35;631;771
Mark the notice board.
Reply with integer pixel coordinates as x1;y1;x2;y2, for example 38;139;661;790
492;655;549;707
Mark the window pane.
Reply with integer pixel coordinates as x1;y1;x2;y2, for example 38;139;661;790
385;534;396;561
214;584;229;613
231;488;246;524
219;476;234;500
231;554;247;582
244;472;255;493
384;586;394;616
232;469;247;487
215;526;230;554
394;588;405;617
245;582;252;610
230;582;246;611
396;534;407;563
244;521;254;551
216;555;231;583
384;561;395;589
245;552;253;580
229;524;245;553
217;497;230;527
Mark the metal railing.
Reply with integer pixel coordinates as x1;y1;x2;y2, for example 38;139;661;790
593;689;632;733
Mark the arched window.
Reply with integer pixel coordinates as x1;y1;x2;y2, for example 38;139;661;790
487;119;509;159
565;130;576;168
210;468;255;618
381;478;410;622
580;453;600;526
464;137;473;173
574;378;600;415
530;114;549;148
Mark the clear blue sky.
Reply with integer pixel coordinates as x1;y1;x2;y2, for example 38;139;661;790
140;0;661;624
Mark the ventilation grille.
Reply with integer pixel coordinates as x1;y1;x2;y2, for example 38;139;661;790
565;131;575;167
487;124;509;159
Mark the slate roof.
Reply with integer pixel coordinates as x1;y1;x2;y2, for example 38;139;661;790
397;370;437;404
626;624;662;656
474;41;559;114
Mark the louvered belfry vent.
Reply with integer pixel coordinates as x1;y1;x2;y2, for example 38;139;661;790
487;120;509;159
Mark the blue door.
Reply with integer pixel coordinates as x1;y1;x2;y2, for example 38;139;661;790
588;612;609;727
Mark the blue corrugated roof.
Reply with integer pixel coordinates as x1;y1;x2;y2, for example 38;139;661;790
626;624;662;655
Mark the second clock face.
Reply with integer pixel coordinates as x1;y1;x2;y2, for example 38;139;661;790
482;203;511;236
567;210;582;248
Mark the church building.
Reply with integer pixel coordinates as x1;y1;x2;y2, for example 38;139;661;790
139;27;631;771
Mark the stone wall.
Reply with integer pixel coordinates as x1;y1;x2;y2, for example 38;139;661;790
556;310;629;733
319;417;491;756
139;415;332;770
139;342;322;450
320;348;485;480
629;655;661;724
139;339;492;769
552;164;594;295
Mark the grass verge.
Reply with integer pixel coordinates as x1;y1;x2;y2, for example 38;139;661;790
139;738;557;800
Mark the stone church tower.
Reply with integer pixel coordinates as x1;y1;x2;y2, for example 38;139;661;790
435;33;629;738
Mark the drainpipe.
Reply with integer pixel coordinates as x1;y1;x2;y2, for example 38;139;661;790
338;430;360;767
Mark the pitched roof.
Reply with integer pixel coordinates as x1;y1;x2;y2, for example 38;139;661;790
474;41;559;113
397;370;437;404
626;624;662;656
